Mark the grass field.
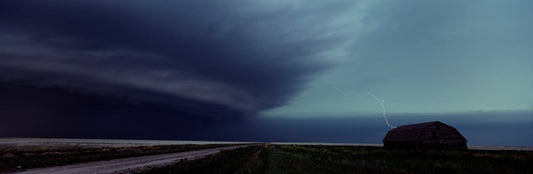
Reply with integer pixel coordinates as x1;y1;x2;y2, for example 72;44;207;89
0;143;237;172
134;144;532;174
249;144;533;174
138;145;264;174
2;143;532;173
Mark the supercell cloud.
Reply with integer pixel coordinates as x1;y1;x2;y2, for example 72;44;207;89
2;1;531;144
0;1;371;137
0;1;362;113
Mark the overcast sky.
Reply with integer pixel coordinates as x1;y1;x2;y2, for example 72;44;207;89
0;0;531;145
263;0;533;117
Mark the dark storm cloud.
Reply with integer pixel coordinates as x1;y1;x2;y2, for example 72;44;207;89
0;1;371;138
0;1;355;114
0;83;245;139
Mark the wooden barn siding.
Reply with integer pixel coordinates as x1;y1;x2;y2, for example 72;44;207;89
383;122;467;149
419;124;463;140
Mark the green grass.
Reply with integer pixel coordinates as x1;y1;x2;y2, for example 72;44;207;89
138;145;262;174
4;143;531;174
0;144;238;172
249;145;533;174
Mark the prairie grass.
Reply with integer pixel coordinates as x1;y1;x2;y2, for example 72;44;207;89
0;144;237;172
250;145;533;174
138;145;262;174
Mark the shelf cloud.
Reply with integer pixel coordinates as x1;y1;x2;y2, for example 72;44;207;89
0;1;367;114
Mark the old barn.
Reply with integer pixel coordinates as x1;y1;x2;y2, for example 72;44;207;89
383;121;467;149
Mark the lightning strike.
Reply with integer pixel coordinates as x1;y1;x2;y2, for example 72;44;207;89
335;87;396;129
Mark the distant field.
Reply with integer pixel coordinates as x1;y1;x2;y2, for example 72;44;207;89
271;142;533;151
2;138;530;150
0;138;252;148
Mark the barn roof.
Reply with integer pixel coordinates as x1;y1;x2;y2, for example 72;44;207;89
383;121;466;142
392;121;438;131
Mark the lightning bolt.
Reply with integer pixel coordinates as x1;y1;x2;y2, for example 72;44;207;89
335;87;396;129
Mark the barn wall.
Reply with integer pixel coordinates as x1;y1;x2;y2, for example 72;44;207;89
419;123;464;141
383;122;467;150
421;140;466;149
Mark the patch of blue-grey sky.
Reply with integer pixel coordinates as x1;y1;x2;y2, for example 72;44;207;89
263;0;533;117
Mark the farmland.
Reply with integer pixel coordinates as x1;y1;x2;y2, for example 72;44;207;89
0;143;238;173
149;144;533;174
138;145;264;174
1;140;532;174
253;145;533;173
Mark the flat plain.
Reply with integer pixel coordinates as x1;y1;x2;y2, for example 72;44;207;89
1;138;532;174
142;144;532;174
0;138;249;173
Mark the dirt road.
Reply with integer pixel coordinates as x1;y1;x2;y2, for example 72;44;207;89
15;145;249;174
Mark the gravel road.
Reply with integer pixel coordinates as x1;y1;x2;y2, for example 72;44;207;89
15;145;249;174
